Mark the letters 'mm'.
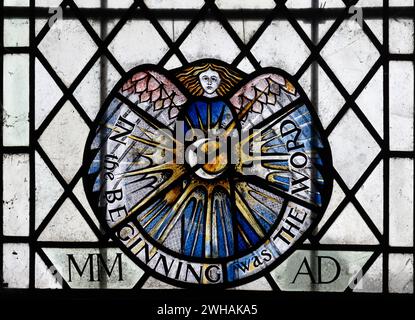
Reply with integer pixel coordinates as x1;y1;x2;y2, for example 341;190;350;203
67;253;123;282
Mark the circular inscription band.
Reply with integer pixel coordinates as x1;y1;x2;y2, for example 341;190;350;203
83;59;333;288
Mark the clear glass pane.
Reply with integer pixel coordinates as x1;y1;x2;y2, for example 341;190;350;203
2;154;30;236
389;158;414;247
3;54;29;146
389;61;414;151
3;18;29;47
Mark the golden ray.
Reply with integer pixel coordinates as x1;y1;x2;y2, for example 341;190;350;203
235;184;278;227
238;103;299;145
105;123;175;151
149;179;231;256
140;201;167;227
262;162;290;171
224;86;268;135
117;164;186;223
105;104;180;146
122;163;184;177
136;126;156;140
139;185;184;229
267;173;290;185
184;115;193;128
238;182;283;210
126;233;141;248
196;109;205;131
236;224;252;247
127;133;165;148
148;180;202;239
131;240;158;260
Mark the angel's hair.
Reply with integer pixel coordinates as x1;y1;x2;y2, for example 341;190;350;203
176;63;242;96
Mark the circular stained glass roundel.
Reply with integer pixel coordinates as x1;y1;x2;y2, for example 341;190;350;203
83;59;333;288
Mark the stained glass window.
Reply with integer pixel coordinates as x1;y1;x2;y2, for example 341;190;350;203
1;0;413;308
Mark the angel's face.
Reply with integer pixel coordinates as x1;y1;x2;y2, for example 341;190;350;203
199;69;221;96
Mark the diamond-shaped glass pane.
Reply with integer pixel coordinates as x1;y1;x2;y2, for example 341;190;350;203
329;109;381;188
38;102;90;183
321;20;380;93
38;17;98;86
252;20;310;74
